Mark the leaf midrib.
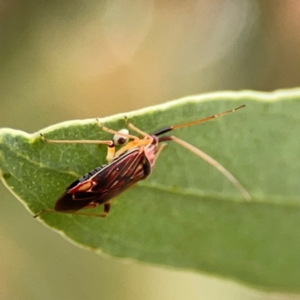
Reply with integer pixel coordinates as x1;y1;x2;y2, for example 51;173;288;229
138;181;300;207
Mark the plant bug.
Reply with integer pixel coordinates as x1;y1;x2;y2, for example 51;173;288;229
34;105;250;218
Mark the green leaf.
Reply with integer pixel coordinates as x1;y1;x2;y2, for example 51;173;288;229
1;90;300;292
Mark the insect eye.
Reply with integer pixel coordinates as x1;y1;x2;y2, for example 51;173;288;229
113;129;129;146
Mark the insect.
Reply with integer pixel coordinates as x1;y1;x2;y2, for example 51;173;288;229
34;105;250;218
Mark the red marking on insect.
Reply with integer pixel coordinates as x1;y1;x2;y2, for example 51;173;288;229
34;105;250;218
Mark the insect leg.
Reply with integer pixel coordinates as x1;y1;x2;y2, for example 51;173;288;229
33;204;111;218
96;119;138;140
106;145;115;163
61;201;112;217
102;201;111;217
40;133;114;146
159;135;251;201
155;143;168;160
40;133;117;163
124;116;152;138
33;209;47;218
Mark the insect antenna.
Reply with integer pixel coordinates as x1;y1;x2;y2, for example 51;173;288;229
153;105;245;136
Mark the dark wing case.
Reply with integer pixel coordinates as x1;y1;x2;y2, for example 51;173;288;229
55;148;151;212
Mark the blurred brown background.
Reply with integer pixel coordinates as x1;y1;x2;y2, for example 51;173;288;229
1;0;300;299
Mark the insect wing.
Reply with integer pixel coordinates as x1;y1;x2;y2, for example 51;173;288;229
55;148;149;212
